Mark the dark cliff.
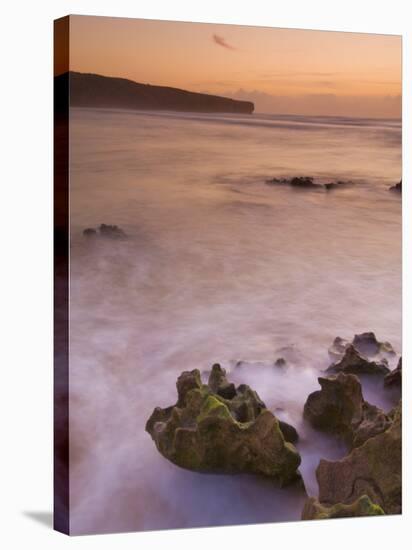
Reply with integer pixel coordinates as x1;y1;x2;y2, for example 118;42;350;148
55;72;254;114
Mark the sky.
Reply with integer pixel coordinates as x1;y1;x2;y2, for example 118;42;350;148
66;15;401;118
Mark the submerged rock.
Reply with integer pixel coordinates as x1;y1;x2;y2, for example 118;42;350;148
390;180;402;192
266;176;351;191
315;402;401;515
303;373;391;449
146;364;301;484
82;223;127;240
83;227;97;237
302;494;384;520
384;357;402;389
326;345;390;377
328;332;395;362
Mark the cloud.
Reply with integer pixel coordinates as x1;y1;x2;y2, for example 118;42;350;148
213;34;236;50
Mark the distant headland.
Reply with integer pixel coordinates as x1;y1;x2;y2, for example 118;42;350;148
54;71;254;115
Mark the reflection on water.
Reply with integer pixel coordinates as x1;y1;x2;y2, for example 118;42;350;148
68;108;401;534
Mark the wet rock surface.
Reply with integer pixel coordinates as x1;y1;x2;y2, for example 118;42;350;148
302;494;384;520
146;364;302;484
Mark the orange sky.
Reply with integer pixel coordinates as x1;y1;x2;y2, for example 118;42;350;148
67;15;401;118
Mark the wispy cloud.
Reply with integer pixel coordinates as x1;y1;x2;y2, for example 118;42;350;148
213;34;236;50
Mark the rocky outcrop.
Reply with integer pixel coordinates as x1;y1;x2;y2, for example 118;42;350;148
314;402;401;515
326;345;390;377
83;223;127;240
266;176;351;191
384;357;402;389
146;364;301;484
328;332;395;362
302;494;384;520
303;373;391;449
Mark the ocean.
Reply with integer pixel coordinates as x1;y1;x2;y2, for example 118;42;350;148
68;107;401;533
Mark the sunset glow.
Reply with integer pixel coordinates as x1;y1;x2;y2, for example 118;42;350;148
67;15;401;118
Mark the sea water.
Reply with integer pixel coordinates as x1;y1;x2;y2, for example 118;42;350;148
67;108;401;533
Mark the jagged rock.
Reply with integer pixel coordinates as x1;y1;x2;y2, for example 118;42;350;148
384;357;402;388
326;345;390;377
146;365;301;484
328;336;349;361
390;180;402;192
303;373;391;449
352;332;395;358
328;332;395;362
302;494;384;520
315;402;401;515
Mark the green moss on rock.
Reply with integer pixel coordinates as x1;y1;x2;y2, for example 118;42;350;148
146;365;302;484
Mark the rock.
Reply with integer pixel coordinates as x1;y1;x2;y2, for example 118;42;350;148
266;177;350;190
83;227;97;237
390;180;402;192
303;373;391;449
328;336;349;361
274;357;287;368
315;402;401;515
98;223;127;239
82;224;127;240
326;345;390;377
146;365;302;484
278;420;299;444
303;374;363;442
328;332;395;362
352;332;395;358
384;357;402;388
302;495;384;520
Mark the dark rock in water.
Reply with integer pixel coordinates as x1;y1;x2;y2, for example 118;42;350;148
82;224;127;240
266;176;350;191
326;344;390;377
146;365;302;484
328;336;349;361
352;332;395;358
303;373;391;449
390;180;402;192
328;332;395;361
278;420;299;444
384;357;402;388
83;228;97;237
274;357;287;368
98;223;127;239
302;494;384;520
304;374;363;440
315;402;401;515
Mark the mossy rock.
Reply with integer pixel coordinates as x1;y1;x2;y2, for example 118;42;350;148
302;494;384;520
315;402;401;515
146;364;301;484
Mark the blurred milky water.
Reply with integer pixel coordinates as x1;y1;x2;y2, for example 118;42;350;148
68;107;401;533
